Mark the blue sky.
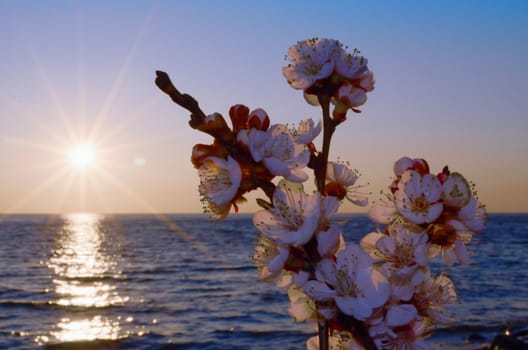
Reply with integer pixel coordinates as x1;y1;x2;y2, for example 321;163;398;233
1;1;527;213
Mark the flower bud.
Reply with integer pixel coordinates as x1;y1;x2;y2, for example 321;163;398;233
229;104;250;133
196;113;233;143
248;108;270;131
191;143;226;168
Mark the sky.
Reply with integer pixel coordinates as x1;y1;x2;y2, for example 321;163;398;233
1;0;527;214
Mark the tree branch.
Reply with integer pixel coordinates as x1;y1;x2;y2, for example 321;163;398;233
155;70;208;124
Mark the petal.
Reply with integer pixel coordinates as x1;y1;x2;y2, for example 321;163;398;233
394;157;413;177
338;244;373;273
357;268;389;308
422;174;442;202
368;203;396;224
323;195;340;218
335;295;372;320
455;239;470;265
286;168;309;183
263;157;290;177
315;258;337;286
360;232;385;260
426;202;443;223
303;280;337;301
386;304;418;327
317;226;341;257
293;270;310;287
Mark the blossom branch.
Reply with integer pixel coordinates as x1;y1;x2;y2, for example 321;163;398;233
155;70;208;128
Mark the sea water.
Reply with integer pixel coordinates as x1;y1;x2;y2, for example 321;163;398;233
0;213;526;349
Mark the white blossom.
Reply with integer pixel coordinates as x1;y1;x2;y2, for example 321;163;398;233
361;224;428;300
253;235;290;282
326;161;369;206
253;181;321;247
304;245;389;320
198;156;242;219
295;118;322;144
283;38;343;90
249;124;310;182
395;170;443;224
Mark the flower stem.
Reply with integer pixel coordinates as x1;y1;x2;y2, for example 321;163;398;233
315;93;335;350
315;94;336;193
318;319;329;350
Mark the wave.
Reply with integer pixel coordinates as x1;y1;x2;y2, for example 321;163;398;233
0;300;123;312
54;275;129;283
436;320;528;333
42;338;124;350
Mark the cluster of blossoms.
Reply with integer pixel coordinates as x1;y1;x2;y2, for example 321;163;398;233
191;103;321;219
283;37;375;120
156;37;486;350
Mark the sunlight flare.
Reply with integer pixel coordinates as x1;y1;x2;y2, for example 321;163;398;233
68;144;97;170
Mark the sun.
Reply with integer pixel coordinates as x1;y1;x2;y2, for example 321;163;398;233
68;144;97;170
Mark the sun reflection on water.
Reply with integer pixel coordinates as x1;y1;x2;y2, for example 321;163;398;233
39;213;128;344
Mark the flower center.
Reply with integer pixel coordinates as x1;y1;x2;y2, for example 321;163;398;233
335;269;355;295
411;195;429;214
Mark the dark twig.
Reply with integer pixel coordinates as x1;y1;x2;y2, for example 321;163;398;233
155;70;208;126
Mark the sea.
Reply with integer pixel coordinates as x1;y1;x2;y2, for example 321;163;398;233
0;213;526;350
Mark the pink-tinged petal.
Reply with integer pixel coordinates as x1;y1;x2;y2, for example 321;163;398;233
304;280;337;302
441;172;471;208
376;235;396;256
315;258;337;286
259;266;278;281
335;295;372;320
422;174;442;202
292;197;320;246
411;269;426;286
277;274;293;289
263;157;290;177
428;244;441;259
455;239;470;265
286;168;309;183
368;203;396;224
386;304;418;327
306;336;319;350
295;119;322;144
357;268;389;308
459;196;487;232
323;196;340;218
288;296;314;322
337;244;373;274
414;244;429;266
360;232;384;259
426;202;443;222
443;247;457;266
317;226;341;257
248;129;268;162
394;157;413;177
293;270;310;287
346;193;369;207
392;283;414;301
267;247;289;273
399;170;420;196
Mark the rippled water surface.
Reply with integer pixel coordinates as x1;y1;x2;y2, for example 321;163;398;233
0;214;526;349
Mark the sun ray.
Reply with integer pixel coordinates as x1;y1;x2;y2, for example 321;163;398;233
1;165;71;216
94;166;217;260
27;47;77;143
89;5;156;143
